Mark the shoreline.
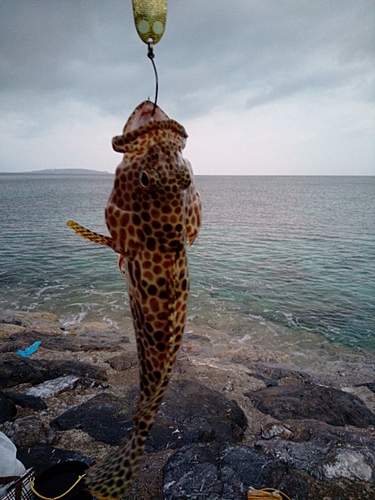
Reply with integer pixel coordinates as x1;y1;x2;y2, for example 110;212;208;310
1;303;374;366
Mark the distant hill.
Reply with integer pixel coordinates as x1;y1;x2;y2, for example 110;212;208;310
30;168;112;175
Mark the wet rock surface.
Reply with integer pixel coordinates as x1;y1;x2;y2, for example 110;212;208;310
163;442;375;500
359;381;375;393
146;380;247;451
105;352;138;371
7;329;130;352
50;392;132;445
163;443;309;500
246;383;375;428
50;380;247;450
0;309;374;500
256;420;375;483
0;353;107;389
2;415;58;448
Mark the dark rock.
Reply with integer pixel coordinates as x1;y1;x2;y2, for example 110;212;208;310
2;415;58;447
105;353;138;371
50;380;247;451
358;382;375;393
164;444;222;499
8;330;129;352
0;353;107;390
185;331;211;343
50;392;132;446
39;360;107;381
8;331;73;350
75;330;130;351
0;391;17;423
239;364;312;387
163;443;308;500
147;379;247;451
4;391;47;410
17;444;94;477
0;314;22;326
0;341;26;353
246;384;375;428
0;354;44;389
256;419;375;483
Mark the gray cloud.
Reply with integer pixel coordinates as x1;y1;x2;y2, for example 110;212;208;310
0;0;374;174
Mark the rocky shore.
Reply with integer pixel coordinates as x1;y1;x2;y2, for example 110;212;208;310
1;309;375;499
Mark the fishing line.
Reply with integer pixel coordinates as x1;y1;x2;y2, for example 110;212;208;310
147;39;159;116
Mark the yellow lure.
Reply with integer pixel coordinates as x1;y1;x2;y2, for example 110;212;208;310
132;0;167;44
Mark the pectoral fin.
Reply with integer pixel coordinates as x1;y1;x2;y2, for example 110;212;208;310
67;220;117;250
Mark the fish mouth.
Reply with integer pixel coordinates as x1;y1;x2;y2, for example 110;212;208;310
123;100;169;133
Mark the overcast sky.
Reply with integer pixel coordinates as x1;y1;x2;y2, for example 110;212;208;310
1;0;374;175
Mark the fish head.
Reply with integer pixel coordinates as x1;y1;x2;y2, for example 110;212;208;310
122;100;170;133
107;101;198;255
112;100;188;156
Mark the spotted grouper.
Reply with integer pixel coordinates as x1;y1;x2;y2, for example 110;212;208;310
67;100;201;499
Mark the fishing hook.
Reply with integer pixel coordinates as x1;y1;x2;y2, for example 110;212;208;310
147;38;158;116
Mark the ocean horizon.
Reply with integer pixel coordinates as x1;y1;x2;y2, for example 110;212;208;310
1;170;374;176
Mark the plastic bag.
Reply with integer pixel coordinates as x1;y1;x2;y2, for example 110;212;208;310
0;432;26;478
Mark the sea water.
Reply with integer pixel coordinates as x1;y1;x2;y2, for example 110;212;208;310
0;174;374;356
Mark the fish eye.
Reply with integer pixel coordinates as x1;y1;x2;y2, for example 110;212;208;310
140;171;149;187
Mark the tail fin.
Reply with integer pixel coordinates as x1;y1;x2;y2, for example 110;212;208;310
84;424;145;500
67;220;117;250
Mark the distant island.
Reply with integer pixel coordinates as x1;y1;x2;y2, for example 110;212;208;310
30;168;112;175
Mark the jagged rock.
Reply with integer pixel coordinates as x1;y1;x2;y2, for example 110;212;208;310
246;383;375;428
50;392;131;445
41;360;107;380
242;365;312;387
256;419;375;483
105;353;138;371
0;354;43;389
261;422;294;440
0;392;17;423
0;341;26;353
0;353;107;390
3;391;47;410
2;415;58;447
163;443;309;500
0;311;60;331
17;444;94;477
146;379;247;451
75;378;109;390
358;382;375;393
8;331;73;350
0;314;22;327
0;323;25;337
0;311;131;353
50;380;247;450
8;330;130;352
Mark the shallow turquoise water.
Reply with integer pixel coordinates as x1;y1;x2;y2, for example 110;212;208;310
1;174;374;353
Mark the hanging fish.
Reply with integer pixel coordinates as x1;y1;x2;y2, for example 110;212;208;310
67;100;201;499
